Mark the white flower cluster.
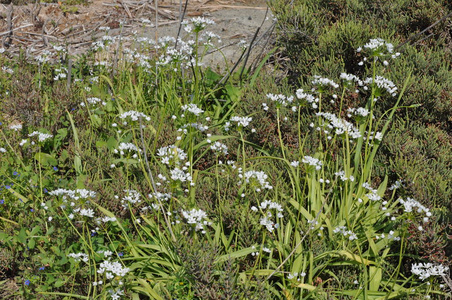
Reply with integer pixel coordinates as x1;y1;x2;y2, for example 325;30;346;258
230;116;252;128
91;35;117;51
9;124;23;131
250;245;272;256
81;97;107;107
53;68;67;81
158;48;186;65
301;156;323;170
252;200;283;216
334;170;355;182
148;192;172;202
98;259;130;278
50;188;97;200
121;189;142;209
68;252;89;263
251;200;283;233
367;131;384;142
210;141;228;155
178;122;208;133
170;167;193;183
200;31;222;46
360;38;394;54
311;75;339;89
363;76;397;97
182;17;215;33
118;110;151;123
296;89;319;109
411;263;449;281
73;207;95;218
259;215;279;233
347;107;369;118
399;197;431;220
266;93;294;107
242;170;273;192
333;225;358;240
362;182;382;201
340;73;364;87
389;179;404;190
157;145;188;165
182;209;210;233
114;143;142;157
28;131;53;142
35;50;52;64
287;272;306;281
316;112;362;139
0;147;7;153
375;230;400;241
108;289;124;300
181;103;204;116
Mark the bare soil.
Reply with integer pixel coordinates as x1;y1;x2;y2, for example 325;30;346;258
0;0;275;69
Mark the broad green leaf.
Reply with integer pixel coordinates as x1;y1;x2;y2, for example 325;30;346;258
34;152;58;166
295;283;316;291
337;250;375;266
215;247;255;264
369;266;382;291
134;278;164;300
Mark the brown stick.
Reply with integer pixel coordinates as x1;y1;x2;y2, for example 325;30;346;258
395;11;452;50
3;3;14;47
120;0;133;19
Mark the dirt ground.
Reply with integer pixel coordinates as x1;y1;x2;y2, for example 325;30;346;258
0;0;275;69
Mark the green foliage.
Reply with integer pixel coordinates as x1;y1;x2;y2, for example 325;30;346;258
0;9;451;300
270;0;452;223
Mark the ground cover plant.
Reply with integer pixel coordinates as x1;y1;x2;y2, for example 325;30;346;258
0;7;451;300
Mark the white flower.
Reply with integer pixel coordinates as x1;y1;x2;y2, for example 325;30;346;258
118;110;151;122
333;225;358;240
347;107;369;117
260;216;278;232
316;112;361;139
311;75;339;89
120;190;142;208
296;89;318;109
115;142;142;156
230;116;252;127
181;103;204;116
98;260;130;277
9;124;22;131
182;209;210;233
301;156;323;170
157;145;187;165
290;161;300;167
411;263;449;280
266;93;294;107
170;168;192;182
362;38;394;54
243;170;273;191
210;141;228;155
68;252;89;263
83;97;106;107
79;208;95;218
28;131;53;142
364;76;397;97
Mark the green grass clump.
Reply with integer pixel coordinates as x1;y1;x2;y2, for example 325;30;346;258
0;12;451;300
269;0;452;229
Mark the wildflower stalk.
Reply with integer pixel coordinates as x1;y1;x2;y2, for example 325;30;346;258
138;117;176;242
276;108;286;160
265;195;328;282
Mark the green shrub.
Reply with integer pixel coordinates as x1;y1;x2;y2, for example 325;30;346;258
269;0;452;219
